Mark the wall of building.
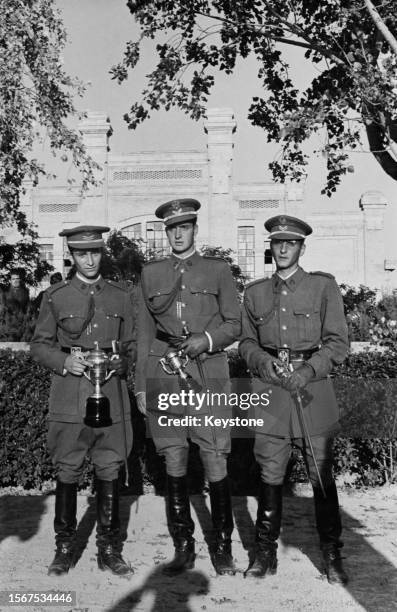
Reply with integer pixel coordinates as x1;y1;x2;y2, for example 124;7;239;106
17;109;396;291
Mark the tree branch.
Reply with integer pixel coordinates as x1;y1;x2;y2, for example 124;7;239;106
364;0;397;53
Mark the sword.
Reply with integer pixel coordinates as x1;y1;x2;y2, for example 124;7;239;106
181;325;220;456
273;361;327;499
112;340;129;487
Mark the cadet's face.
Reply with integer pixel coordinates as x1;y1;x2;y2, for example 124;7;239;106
166;222;197;254
71;248;102;280
10;275;21;288
270;239;305;273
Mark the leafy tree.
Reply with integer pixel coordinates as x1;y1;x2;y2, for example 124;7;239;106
103;230;147;284
200;245;246;295
0;0;97;281
112;0;397;195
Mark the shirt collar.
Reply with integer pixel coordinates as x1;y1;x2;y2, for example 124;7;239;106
273;267;305;292
171;250;199;269
71;274;105;294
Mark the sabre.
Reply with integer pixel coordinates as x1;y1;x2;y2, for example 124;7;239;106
273;361;327;499
181;324;220;456
112;340;129;488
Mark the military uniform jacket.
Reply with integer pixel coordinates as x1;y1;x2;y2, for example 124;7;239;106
135;252;241;407
30;275;135;424
239;267;348;436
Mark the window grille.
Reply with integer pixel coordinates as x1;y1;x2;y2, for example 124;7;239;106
39;202;78;214
113;168;202;181
239;199;279;209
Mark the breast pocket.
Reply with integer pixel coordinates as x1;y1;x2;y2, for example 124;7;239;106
254;311;275;344
147;285;175;312
104;313;124;340
293;306;321;341
58;309;88;337
190;284;219;315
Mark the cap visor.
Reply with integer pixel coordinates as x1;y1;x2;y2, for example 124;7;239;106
164;213;197;227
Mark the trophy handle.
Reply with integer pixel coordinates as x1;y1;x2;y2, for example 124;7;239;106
180;352;189;368
83;371;91;382
159;357;174;375
105;350;120;380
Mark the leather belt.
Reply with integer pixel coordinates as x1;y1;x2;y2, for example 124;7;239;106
61;346;113;354
262;346;319;360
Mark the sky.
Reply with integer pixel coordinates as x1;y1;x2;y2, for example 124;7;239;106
56;0;397;252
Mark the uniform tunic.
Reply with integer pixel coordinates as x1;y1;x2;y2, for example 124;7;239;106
239;267;348;438
30;275;135;481
135;252;241;460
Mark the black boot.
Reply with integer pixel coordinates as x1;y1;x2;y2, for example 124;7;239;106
209;477;236;576
313;482;348;585
244;483;282;578
96;479;133;577
48;481;77;576
163;475;195;576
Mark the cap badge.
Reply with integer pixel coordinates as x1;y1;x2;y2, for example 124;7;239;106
278;225;288;231
170;203;183;216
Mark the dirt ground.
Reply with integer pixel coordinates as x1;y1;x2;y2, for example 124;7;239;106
0;483;397;612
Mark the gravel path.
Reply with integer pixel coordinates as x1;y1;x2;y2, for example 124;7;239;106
1;485;397;612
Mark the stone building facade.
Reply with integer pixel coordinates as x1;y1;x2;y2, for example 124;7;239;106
17;109;397;288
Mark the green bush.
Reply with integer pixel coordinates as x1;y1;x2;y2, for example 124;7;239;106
0;349;53;488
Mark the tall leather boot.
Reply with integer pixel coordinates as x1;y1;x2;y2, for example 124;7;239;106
163;475;195;576
209;477;236;575
313;481;348;585
48;481;77;576
244;482;283;578
96;479;133;577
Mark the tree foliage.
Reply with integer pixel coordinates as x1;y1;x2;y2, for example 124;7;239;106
113;0;397;195
0;0;97;280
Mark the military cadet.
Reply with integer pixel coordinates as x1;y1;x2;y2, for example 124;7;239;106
30;226;135;577
239;215;349;584
135;198;241;576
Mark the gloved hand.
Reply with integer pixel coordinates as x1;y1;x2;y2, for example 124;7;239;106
64;353;90;376
135;391;147;416
179;333;209;358
257;357;284;385
110;355;128;377
282;363;314;393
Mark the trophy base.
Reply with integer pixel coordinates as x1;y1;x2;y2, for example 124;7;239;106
84;396;113;428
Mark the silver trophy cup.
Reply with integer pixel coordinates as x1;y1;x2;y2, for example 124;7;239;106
83;342;116;428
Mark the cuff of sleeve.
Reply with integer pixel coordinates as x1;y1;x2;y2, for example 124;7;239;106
307;352;328;378
204;331;213;353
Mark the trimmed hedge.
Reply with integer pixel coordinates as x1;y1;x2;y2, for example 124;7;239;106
1;348;396;490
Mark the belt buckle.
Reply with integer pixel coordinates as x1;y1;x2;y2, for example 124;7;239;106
277;348;290;366
71;346;83;356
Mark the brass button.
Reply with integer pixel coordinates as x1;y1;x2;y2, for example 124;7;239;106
90;290;94;295
281;307;286;312
283;343;288;348
93;323;98;328
281;325;287;330
282;290;287;295
181;285;186;289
